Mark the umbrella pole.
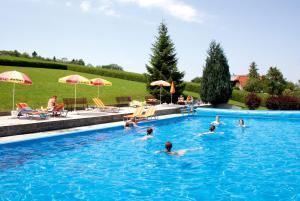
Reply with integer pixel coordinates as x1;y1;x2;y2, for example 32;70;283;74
171;93;172;104
74;84;77;112
98;85;100;98
12;82;15;111
160;86;162;104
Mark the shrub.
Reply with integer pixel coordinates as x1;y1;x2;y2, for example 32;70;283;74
231;90;248;103
185;82;200;93
266;96;300;110
245;93;261;110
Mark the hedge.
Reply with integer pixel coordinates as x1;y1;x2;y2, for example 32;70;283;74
231;90;269;107
0;56;67;70
0;55;202;92
67;65;147;83
185;82;200;93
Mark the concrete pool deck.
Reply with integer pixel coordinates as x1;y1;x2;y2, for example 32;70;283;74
0;104;186;138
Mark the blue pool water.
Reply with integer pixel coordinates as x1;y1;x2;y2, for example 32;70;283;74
1;109;300;200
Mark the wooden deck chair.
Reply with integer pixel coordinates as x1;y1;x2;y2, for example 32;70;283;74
93;98;119;113
136;106;156;120
123;106;144;120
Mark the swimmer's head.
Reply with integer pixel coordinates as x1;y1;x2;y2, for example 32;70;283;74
165;141;172;152
124;121;131;127
209;125;216;132
239;119;244;125
147;128;153;135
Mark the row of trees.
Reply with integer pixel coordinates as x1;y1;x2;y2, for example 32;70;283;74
145;22;232;104
0;50;125;71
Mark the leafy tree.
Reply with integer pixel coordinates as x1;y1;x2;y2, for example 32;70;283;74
244;62;263;92
146;22;185;103
200;41;232;105
191;77;202;84
102;64;124;71
265;67;287;95
32;51;38;57
53;56;56;61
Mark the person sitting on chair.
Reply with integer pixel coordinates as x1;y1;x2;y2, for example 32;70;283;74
177;95;185;105
47;96;57;111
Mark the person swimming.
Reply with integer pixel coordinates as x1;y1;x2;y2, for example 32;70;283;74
124;118;138;129
239;119;246;127
155;141;186;156
211;115;223;125
141;127;154;140
198;125;216;136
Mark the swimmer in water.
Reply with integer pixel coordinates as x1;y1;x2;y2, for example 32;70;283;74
211;115;223;125
198;125;216;136
124;118;138;129
239;119;245;127
141;127;154;140
155;141;186;156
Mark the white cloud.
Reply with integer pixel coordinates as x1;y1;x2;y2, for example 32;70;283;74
65;1;72;7
80;1;91;12
118;0;201;22
98;1;121;17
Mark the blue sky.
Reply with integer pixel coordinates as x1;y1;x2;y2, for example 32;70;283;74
1;0;299;82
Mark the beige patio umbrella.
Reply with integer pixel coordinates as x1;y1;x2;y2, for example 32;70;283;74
150;80;170;104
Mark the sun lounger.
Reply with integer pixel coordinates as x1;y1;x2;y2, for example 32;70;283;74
136;106;156;120
123;106;144;120
16;103;48;119
48;103;68;117
93;98;120;113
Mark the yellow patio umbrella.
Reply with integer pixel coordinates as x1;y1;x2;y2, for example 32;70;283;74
89;78;112;98
170;81;175;104
58;75;90;112
0;70;32;111
150;80;170;104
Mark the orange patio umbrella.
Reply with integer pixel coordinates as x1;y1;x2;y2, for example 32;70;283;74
150;80;170;104
89;78;112;98
0;70;32;111
170;81;175;104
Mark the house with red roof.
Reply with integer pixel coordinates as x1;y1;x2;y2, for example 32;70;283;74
231;75;249;90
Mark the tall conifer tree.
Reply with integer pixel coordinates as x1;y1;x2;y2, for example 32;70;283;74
146;22;185;103
201;41;232;104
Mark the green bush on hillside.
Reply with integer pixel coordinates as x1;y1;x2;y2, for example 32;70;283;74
185;82;200;93
67;65;147;83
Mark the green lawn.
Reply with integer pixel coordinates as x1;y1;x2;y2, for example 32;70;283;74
0;66;149;111
228;100;267;110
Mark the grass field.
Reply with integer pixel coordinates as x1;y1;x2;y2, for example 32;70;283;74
0;66;255;112
0;66;149;111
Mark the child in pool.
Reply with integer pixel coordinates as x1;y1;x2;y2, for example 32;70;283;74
239;119;246;127
211;115;223;125
155;141;186;156
141;127;154;140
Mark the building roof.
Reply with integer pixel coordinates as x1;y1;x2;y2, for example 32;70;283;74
231;75;249;88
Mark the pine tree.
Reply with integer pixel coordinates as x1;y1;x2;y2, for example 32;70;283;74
146;22;185;103
200;41;232;105
244;62;263;92
248;62;259;79
266;67;286;95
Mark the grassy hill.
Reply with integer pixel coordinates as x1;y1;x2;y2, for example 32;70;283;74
0;66;200;111
0;66;149;111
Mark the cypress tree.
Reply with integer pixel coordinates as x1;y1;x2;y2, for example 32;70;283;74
244;62;263;93
146;22;185;103
200;41;232;105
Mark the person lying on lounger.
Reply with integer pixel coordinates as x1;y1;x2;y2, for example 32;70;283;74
155;141;186;156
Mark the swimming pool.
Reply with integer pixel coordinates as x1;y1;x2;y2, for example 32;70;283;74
1;109;300;200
